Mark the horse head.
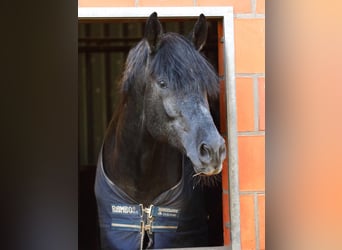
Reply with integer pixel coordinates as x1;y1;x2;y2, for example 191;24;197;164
135;12;226;176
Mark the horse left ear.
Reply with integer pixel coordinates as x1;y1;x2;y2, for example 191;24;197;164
190;14;208;51
144;12;163;53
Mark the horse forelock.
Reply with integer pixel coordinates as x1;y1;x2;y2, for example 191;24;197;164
150;33;219;98
120;32;219;98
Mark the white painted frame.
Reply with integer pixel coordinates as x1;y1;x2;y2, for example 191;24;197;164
78;7;240;250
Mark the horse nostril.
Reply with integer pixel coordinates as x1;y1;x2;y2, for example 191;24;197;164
199;143;212;163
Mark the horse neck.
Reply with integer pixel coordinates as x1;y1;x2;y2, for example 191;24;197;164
103;98;182;205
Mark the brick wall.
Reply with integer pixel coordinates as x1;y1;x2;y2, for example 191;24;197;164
230;0;265;249
216;1;264;249
79;1;265;249
233;2;265;250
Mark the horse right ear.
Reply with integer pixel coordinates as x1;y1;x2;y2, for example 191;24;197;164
144;12;163;53
190;14;208;51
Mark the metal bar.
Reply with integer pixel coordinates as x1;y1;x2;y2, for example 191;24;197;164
223;10;241;250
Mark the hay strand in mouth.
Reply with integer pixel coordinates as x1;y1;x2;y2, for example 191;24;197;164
192;172;204;177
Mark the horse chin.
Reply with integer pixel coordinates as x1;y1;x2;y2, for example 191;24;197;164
186;150;223;176
192;165;223;188
192;164;223;177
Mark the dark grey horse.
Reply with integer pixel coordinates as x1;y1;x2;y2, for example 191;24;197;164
95;12;226;249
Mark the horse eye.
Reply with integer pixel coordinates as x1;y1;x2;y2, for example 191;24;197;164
157;80;167;89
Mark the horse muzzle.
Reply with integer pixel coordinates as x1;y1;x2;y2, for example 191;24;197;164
192;136;226;176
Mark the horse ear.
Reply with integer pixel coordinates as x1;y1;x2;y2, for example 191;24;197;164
144;12;163;53
190;14;208;51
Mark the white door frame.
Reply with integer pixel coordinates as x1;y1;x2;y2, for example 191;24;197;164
78;7;240;250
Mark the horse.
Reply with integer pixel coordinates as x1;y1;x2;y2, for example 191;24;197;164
94;12;226;250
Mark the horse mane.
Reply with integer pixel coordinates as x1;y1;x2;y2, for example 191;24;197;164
108;41;149;129
121;32;218;96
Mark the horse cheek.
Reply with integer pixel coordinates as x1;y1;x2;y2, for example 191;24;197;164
146;101;169;142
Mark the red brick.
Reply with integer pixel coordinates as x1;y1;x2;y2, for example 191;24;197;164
221;157;229;191
256;0;265;14
222;193;230;224
219;80;227;134
222;192;231;245
196;0;252;14
258;78;265;131
258;194;265;250
236;78;255;132
238;135;265;191
217;21;225;77
78;0;135;7
138;0;193;6
235;19;265;73
223;224;231;245
218;21;228;135
240;195;256;249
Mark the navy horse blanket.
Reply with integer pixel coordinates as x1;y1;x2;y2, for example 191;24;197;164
94;148;209;249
